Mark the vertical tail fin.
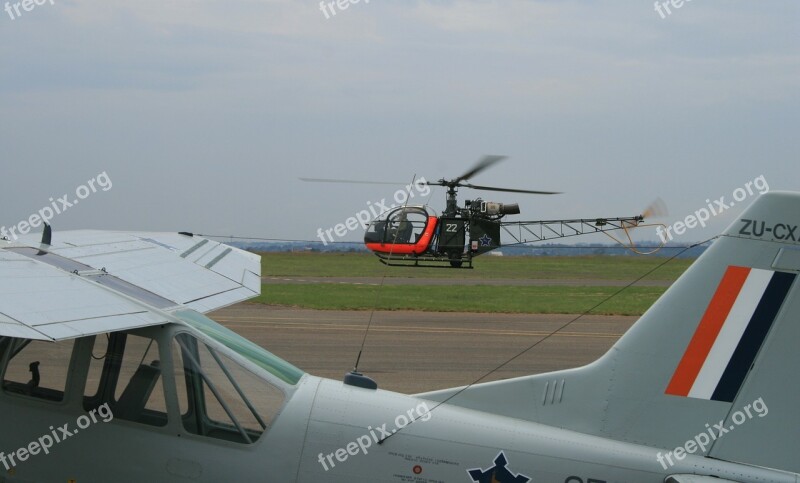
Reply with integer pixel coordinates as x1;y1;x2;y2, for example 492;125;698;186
421;191;800;473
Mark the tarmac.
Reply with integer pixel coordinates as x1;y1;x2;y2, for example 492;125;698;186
210;305;638;394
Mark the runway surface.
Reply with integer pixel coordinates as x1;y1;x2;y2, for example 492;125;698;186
263;276;672;287
210;305;638;394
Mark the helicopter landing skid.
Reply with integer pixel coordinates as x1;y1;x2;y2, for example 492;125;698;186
374;252;474;269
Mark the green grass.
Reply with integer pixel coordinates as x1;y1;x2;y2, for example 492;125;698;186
260;252;692;281
255;253;694;315
255;284;667;316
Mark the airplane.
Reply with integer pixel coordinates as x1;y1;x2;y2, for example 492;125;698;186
0;191;798;482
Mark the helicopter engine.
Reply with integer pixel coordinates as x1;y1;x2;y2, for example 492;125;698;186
467;199;521;217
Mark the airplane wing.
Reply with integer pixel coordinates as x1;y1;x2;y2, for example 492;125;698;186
0;230;260;341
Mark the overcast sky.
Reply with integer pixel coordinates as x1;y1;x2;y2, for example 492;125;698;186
1;0;797;245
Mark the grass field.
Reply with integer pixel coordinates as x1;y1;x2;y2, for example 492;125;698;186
255;253;695;315
261;252;692;280
255;284;666;316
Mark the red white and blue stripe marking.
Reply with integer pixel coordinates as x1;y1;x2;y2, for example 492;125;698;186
666;266;796;402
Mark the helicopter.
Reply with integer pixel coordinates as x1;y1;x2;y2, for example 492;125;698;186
303;156;659;268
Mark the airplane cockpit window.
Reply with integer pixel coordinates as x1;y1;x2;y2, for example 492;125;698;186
172;333;286;445
83;333;168;427
171;309;304;385
2;338;74;402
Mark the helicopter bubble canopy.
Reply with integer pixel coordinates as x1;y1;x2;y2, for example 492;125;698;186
364;205;437;248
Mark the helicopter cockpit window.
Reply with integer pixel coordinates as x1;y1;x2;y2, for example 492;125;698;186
364;221;387;244
2;338;74;402
388;208;428;244
366;207;429;244
172;333;286;445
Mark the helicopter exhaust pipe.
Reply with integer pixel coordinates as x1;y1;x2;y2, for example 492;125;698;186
500;203;520;215
480;201;520;216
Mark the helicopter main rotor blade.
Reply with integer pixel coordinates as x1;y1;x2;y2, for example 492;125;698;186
454;155;507;183
461;182;562;195
299;177;410;185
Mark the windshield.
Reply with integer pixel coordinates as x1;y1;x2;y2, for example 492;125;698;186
171;309;304;385
364;206;430;244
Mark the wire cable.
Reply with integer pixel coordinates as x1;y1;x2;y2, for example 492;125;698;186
194;233;703;251
376;235;719;444
353;174;417;373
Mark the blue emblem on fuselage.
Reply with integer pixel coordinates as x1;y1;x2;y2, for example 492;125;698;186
468;452;530;482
